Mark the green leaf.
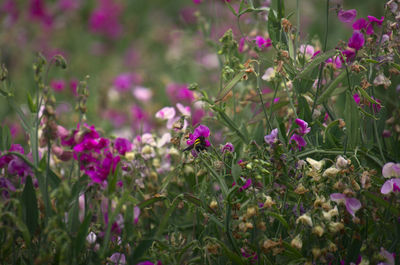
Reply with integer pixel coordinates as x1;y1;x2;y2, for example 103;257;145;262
68;197;80;235
357;86;382;106
48;169;61;189
267;9;280;46
344;92;360;148
74;211;92;257
130;239;155;263
27;92;37;113
296;49;338;80
317;70;347;104
362;190;399;215
215;70;245;103
265;211;289;230
323;120;340;143
155;195;182;237
137;195;167;209
277;0;285;19
225;2;238;16
209;238;245;265
2;125;11;151
21;176;38;237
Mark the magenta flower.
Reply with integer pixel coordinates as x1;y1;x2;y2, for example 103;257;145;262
290;134;307;150
239;37;246;52
330;193;361;217
348;31;365;51
113;73;134;92
221;142;234;153
51;79;66;92
166;83;194;104
338;9;357;23
186;125;210;145
255;36;272;49
0;144;33;178
239;178;252;192
89;0;123;39
295;119;311;135
368;15;384;26
353;93;361;104
264;128;278;145
353;18;368;30
114;138;132;155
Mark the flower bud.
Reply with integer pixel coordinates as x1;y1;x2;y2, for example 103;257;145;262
291;235;302;249
312;225;325;237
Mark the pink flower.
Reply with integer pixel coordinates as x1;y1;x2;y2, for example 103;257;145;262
330;193;361;217
166;83;194;104
155;107;175;120
382;162;400;178
338;9;357;23
113;73;134;92
238;37;246;52
109;252;126;265
89;0;123;39
381;178;400;194
51;79;66;92
134;206;140;224
352;18;368;30
132;86;152;101
239;178;252;192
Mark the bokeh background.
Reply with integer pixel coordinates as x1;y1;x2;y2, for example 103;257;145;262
0;0;385;141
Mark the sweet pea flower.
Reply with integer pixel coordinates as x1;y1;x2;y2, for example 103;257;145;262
221;142;234;153
378;247;395;265
295;119;311;135
353;18;368;31
108;252;126;265
353;93;361;104
348;31;365;51
132;86;152;101
264;128;278;145
382;162;400;178
134;206;140;224
338;9;357;23
290;134;307;150
255;36;272;49
51;79;66;92
330;193;361;217
114;138;132;155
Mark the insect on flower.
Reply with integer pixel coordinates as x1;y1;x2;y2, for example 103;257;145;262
183;135;207;152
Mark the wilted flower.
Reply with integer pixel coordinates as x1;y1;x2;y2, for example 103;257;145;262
323;167;340;177
296;214;313;227
330;193;361;217
306;157;324;171
291;234;302;249
262;67;275;81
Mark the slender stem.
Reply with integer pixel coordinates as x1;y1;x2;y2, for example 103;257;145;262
311;0;329;116
256;62;272;131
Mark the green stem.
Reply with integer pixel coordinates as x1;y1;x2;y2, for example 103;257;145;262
256;62;272;131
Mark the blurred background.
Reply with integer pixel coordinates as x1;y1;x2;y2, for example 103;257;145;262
0;0;384;141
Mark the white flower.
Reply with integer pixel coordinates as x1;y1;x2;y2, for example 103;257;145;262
262;67;275;81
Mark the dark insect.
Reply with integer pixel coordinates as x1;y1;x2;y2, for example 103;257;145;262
183;136;207;152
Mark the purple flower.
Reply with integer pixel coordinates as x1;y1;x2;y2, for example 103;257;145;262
114;138;132;155
348;31;365;51
378;247;395;265
221;142;234;153
295;119;311;135
0;144;33;178
137;262;162;265
264;128;278;145
338;9;357;23
381;178;400;194
290;134;306;150
330;193;361;217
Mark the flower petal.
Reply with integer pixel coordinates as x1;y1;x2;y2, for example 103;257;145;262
345;198;361;217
